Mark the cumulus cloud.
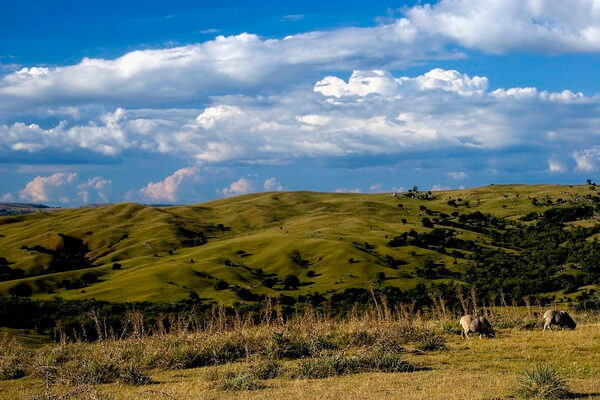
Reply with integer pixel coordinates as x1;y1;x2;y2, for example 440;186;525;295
1;193;14;202
140;167;198;202
0;0;599;117
369;183;384;192
448;171;467;180
407;0;600;54
264;177;284;191
335;188;361;193
573;147;600;171
1;68;599;176
19;172;77;202
548;158;567;173
0;21;434;112
220;178;255;197
78;176;112;203
314;68;488;98
431;184;451;191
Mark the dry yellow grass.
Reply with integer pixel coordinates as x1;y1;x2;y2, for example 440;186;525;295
2;323;599;400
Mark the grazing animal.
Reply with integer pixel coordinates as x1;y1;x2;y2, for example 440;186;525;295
392;192;399;199
543;310;576;331
460;315;495;339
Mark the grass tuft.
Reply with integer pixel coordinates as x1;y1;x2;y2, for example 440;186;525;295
517;364;571;399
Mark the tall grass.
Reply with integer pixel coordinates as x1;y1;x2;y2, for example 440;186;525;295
2;298;596;396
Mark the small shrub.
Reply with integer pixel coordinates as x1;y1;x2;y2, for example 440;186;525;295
253;359;286;380
518;364;570;399
219;372;265;391
296;351;414;379
414;331;446;351
0;334;28;380
270;331;312;359
118;363;152;385
0;359;26;380
283;274;300;290
214;280;229;291
374;351;414;372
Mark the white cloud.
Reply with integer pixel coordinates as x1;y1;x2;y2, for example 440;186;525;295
0;22;432;112
281;14;304;22
369;183;383;192
0;0;599;116
431;184;451;191
314;68;487;98
548;158;566;173
78;176;112;203
220;178;255;197
1;68;599;172
1;193;14;202
196;105;243;129
335;188;361;193
140;167;198;202
447;171;467;180
264;177;284;191
407;0;600;54
573;147;600;171
19;172;77;202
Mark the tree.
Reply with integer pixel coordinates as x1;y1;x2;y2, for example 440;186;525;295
112;263;122;270
377;271;386;285
422;217;434;228
9;282;32;297
214;280;229;291
283;274;300;290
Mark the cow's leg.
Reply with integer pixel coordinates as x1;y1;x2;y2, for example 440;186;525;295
461;330;465;340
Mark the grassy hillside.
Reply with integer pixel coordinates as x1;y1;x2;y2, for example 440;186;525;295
0;184;599;303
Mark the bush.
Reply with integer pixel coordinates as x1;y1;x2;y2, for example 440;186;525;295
0;358;26;380
518;364;570;399
296;351;413;379
112;263;122;270
283;274;300;290
218;372;265;391
261;277;277;288
253;359;286;380
9;282;32;297
414;330;446;351
270;331;312;359
214;280;229;291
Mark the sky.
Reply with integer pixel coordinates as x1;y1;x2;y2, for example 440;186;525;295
1;0;600;206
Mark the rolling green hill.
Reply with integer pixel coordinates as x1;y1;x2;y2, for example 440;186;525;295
0;184;599;304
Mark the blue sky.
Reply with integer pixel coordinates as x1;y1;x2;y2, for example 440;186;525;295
1;0;599;205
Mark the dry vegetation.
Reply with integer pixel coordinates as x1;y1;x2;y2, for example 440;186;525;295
1;299;599;400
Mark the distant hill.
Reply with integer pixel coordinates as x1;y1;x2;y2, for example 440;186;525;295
0;184;599;305
0;203;53;216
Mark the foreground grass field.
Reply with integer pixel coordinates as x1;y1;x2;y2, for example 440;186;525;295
1;309;599;400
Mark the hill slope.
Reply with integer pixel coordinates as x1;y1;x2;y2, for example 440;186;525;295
0;184;599;303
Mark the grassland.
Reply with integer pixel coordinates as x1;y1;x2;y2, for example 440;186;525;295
1;184;599;303
1;307;599;400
